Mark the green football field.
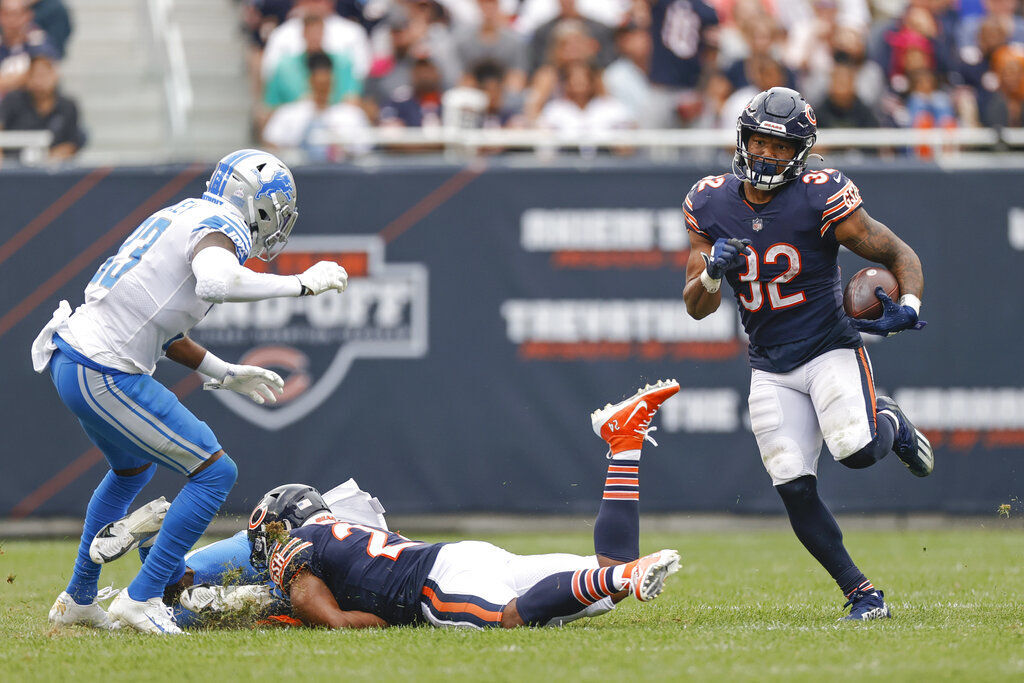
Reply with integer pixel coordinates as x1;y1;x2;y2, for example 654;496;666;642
1;528;1021;682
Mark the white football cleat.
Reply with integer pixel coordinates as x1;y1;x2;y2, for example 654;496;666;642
48;591;120;630
180;584;274;613
89;497;170;564
626;549;681;602
108;591;183;634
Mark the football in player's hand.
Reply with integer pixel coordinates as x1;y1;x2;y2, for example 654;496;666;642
844;267;899;320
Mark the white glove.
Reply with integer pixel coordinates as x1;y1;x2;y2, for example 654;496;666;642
297;261;348;296
204;364;285;405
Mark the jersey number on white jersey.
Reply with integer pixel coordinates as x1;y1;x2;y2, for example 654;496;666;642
90;216;172;290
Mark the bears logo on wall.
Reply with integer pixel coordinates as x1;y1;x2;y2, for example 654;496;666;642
192;235;428;430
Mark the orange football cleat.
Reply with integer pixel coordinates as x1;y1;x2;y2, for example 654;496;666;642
590;380;680;458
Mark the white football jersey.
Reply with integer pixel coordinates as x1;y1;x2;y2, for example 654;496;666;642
59;193;253;374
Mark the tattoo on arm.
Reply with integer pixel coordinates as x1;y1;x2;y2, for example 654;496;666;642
836;208;924;299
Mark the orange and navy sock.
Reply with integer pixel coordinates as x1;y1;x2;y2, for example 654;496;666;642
515;567;625;625
593;462;639;562
839;571;875;598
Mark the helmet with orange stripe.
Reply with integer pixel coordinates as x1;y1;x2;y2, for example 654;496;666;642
247;484;333;570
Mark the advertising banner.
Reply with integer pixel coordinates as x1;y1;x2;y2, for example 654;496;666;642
1;162;1020;517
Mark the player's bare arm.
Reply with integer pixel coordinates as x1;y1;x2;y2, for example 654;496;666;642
683;231;722;319
288;569;389;629
164;336;208;370
834;208;924;300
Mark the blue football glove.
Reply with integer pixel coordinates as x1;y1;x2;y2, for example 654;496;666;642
849;287;927;337
701;238;752;279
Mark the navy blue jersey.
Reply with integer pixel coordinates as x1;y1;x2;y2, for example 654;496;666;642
649;0;719;89
270;522;444;626
685;171;864;373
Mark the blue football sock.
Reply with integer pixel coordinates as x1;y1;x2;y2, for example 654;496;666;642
593;460;640;562
776;475;871;595
127;455;237;602
516;567;619;625
137;545;186;589
66;466;155;605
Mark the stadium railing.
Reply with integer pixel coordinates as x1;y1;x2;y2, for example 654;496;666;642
308;126;1004;160
0;130;54;164
146;0;192;142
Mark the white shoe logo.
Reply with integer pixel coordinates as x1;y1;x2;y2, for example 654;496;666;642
625;401;648;425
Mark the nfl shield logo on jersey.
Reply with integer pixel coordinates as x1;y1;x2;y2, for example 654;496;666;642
191;235;428;430
752;217;763;232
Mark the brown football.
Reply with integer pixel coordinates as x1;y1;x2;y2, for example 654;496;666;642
844;267;899;320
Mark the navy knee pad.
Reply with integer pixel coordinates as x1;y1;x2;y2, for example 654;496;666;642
776;474;817;503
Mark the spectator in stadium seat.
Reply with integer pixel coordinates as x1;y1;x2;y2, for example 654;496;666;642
873;1;958;93
262;50;370;160
261;0;370;88
724;19;796;92
0;52;83;161
796;25;886;112
537;60;635;137
647;0;719;128
527;0;614;75
720;56;788;125
958;15;1009;117
903;66;957;131
813;61;880;128
366;2;460;107
982;44;1024;126
603;21;654;128
379;55;445;127
469;59;525;128
516;0;627;39
454;0;527;94
957;0;1024;50
27;0;69;58
0;0;57;98
264;13;362;109
692;70;735;129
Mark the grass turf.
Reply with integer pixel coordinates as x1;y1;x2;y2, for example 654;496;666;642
1;528;1021;682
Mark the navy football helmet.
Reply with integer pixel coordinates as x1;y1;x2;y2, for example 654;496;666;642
732;87;817;191
247;484;332;570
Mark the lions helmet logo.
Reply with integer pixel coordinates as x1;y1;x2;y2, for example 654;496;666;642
255;169;295;202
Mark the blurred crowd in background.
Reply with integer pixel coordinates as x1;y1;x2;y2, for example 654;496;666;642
244;0;1024;157
6;0;1024;160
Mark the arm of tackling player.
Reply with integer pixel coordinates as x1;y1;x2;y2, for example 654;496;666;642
190;233;347;304
683;231;722;320
834;207;924;307
288;569;390;629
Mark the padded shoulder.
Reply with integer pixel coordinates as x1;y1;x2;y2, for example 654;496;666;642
269;534;316;592
684;173;732;238
799;168;864;236
191;210;253;264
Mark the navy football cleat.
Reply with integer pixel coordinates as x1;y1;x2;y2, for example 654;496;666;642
876;395;933;477
841;589;891;621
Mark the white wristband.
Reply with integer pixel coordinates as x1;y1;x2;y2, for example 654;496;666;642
197;351;230;381
899;294;922;315
700;269;722;293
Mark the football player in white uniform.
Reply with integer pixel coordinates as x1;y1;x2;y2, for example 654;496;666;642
33;149;348;634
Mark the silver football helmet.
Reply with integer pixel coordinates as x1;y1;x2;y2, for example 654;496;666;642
206;149;298;261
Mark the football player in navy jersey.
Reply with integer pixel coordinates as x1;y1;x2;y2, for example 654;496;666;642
682;87;932;621
249;381;684;630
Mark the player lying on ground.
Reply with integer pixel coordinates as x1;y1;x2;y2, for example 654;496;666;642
683;87;931;620
76;380;683;630
36;150;349;635
85;480;389;627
